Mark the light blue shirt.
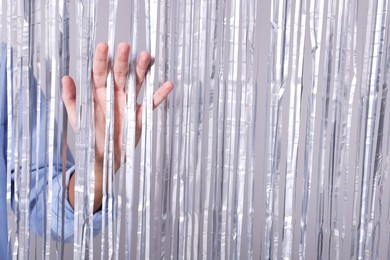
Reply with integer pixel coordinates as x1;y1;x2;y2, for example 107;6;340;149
0;45;102;256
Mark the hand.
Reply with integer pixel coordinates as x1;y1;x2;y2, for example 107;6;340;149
62;42;173;211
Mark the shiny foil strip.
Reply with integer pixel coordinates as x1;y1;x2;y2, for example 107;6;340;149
265;0;292;258
124;0;138;259
58;0;70;258
19;0;32;258
6;0;15;258
32;0;42;258
73;0;97;259
4;0;390;259
136;0;157;258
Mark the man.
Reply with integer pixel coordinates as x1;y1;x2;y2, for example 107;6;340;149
0;42;173;254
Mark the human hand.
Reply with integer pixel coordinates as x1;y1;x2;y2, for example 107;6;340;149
62;42;173;211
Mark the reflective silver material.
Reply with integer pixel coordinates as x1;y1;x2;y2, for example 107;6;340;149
124;1;138;259
4;0;390;259
6;0;16;257
32;0;43;258
101;0;117;258
265;0;292;258
58;0;70;258
73;0;97;259
300;0;325;257
12;0;23;258
136;0;157;258
19;0;32;258
282;0;306;258
357;0;388;259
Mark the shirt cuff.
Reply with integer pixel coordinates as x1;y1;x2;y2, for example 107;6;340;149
51;166;104;242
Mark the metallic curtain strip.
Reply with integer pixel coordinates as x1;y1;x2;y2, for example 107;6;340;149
100;0;118;259
86;2;97;259
234;0;248;258
74;1;96;259
358;0;389;258
202;0;220;258
282;0;306;257
12;0;22;257
104;0;118;259
168;0;185;257
32;0;42;258
136;0;158;258
222;0;240;258
153;0;167;258
177;0;193;258
330;0;357;258
315;0;336;257
350;1;366;258
19;0;33;258
213;0;227;257
159;0;174;258
245;0;258;258
265;0;292;258
6;0;16;257
185;0;202;257
73;1;86;258
160;0;175;258
124;0;138;258
344;2;359;257
44;0;59;258
326;0;345;257
59;0;70;258
300;0;325;256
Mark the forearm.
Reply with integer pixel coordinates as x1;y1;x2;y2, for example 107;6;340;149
68;165;104;213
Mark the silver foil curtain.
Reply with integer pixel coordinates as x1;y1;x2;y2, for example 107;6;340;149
2;0;390;259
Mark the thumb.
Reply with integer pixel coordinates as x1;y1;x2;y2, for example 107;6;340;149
62;76;77;130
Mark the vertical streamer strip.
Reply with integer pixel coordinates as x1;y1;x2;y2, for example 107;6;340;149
177;0;193;258
6;0;16;257
32;0;42;258
233;0;251;258
223;0;239;258
202;0;220;258
74;1;96;259
358;0;388;258
315;0;335;257
125;2;135;259
246;0;258;258
300;0;325;257
19;0;33;259
105;0;118;259
169;0;186;257
59;0;70;258
11;0;22;257
282;0;306;257
44;0;59;258
100;1;118;259
124;0;138;259
265;0;292;258
137;0;158;258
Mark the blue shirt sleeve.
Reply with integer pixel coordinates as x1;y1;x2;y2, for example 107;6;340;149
29;165;103;242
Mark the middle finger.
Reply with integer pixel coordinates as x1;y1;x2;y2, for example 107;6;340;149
114;42;131;92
